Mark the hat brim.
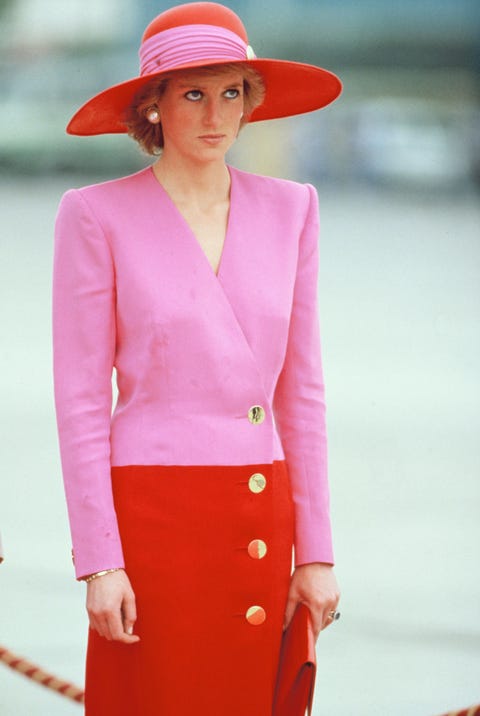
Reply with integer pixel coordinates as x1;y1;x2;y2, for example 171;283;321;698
66;58;342;135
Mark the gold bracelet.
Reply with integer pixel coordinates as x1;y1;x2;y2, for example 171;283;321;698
81;568;123;583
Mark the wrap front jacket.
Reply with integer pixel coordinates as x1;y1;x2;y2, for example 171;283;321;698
52;165;333;580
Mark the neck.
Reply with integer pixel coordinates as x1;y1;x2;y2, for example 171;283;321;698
152;152;230;203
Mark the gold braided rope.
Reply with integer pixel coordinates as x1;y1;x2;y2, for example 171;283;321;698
0;645;84;704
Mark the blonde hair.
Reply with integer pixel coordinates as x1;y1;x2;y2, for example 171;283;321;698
124;63;265;155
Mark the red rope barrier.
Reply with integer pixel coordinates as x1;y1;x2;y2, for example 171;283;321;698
0;645;84;704
438;707;480;716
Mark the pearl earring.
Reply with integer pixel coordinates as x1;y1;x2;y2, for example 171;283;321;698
146;107;160;124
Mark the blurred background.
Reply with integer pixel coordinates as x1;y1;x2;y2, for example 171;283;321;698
1;1;479;714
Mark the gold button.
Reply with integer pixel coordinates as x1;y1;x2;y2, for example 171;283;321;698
248;405;265;424
246;605;266;625
247;539;267;560
248;473;267;493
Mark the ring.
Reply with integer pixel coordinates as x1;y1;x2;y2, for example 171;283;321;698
328;610;340;621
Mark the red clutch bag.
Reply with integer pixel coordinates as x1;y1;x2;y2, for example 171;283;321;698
273;602;317;716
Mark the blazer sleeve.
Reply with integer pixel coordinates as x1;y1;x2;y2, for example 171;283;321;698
272;182;334;568
52;189;125;579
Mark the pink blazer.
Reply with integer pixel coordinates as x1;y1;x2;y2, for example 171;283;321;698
52;165;333;579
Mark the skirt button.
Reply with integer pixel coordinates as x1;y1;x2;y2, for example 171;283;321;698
248;473;267;493
247;539;267;559
246;605;266;625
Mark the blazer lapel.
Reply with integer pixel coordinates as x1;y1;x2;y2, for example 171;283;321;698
145;166;269;399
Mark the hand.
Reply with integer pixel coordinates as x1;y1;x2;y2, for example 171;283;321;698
283;562;340;640
86;569;140;644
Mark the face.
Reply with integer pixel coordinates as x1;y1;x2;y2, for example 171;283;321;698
156;69;245;164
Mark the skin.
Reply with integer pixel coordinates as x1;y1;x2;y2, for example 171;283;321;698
86;68;340;643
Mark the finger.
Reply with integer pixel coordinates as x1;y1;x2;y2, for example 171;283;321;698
105;605;129;640
87;602;112;640
307;599;325;638
121;594;138;637
115;632;141;644
88;612;106;639
89;603;118;641
92;614;139;643
106;607;140;644
312;611;324;639
86;605;100;635
91;614;114;640
321;603;340;631
322;614;333;631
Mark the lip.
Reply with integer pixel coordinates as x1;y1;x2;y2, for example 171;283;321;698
198;134;226;145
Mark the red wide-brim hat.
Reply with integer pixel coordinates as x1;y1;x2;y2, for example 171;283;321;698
66;1;342;136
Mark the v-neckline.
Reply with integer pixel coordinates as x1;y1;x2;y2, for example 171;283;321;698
148;164;235;280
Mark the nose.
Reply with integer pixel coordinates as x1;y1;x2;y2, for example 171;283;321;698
203;96;222;127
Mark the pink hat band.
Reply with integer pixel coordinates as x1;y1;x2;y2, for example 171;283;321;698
139;23;256;76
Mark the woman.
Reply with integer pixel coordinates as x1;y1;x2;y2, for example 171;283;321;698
52;2;342;714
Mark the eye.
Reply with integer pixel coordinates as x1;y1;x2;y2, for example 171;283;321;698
224;88;240;99
185;90;203;101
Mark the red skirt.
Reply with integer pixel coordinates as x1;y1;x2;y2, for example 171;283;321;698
84;460;295;715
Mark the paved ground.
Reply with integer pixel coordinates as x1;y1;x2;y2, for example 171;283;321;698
1;173;479;715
